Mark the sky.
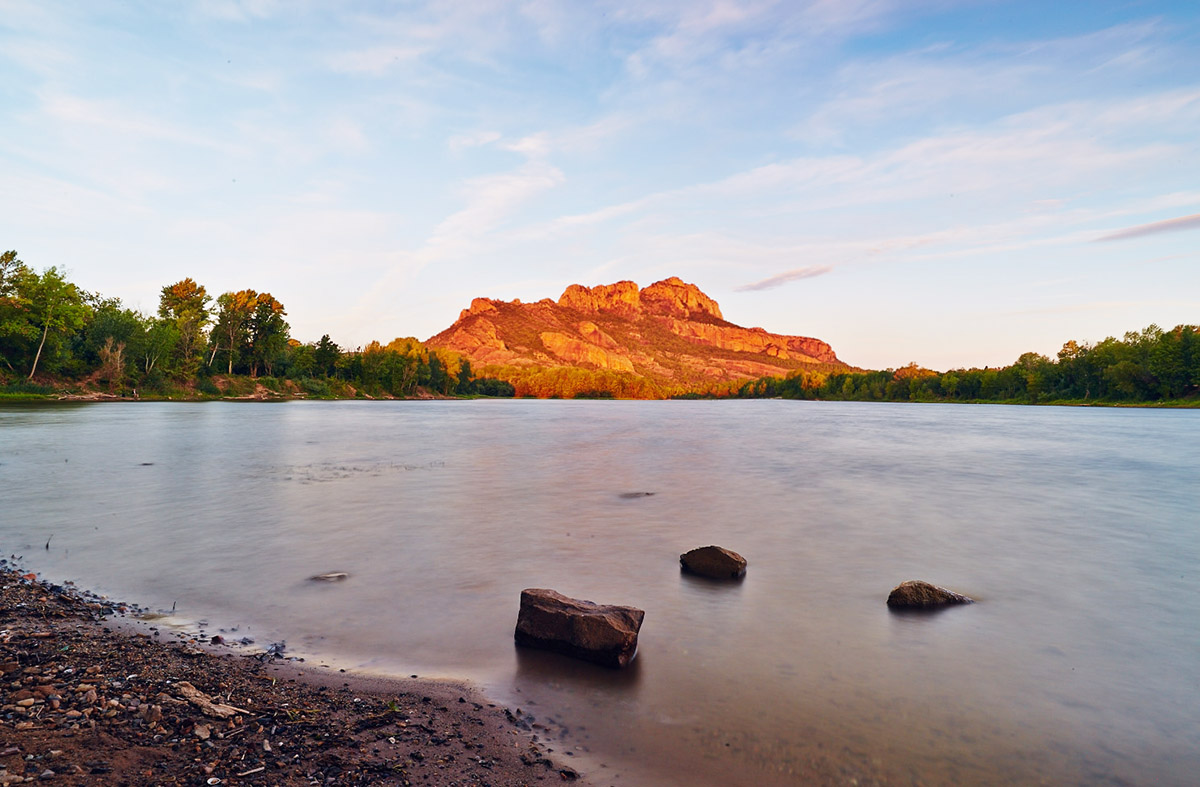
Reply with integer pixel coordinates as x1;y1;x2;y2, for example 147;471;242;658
2;0;1199;371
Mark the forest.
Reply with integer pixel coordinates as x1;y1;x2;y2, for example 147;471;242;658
729;324;1200;405
2;249;1196;405
0;250;513;399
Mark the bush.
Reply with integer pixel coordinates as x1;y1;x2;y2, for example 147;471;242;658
196;378;221;396
474;378;516;397
2;380;55;396
301;377;332;398
573;389;614;399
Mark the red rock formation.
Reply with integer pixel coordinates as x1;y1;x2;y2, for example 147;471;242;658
425;277;844;394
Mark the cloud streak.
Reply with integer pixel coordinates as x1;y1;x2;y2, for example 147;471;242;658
737;265;834;291
1097;212;1200;242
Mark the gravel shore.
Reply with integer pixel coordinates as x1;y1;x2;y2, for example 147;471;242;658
0;564;589;786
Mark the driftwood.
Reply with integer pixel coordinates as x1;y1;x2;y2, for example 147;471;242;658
173;681;250;718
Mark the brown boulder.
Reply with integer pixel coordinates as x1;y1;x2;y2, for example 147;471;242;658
514;588;645;668
886;580;974;609
680;546;747;579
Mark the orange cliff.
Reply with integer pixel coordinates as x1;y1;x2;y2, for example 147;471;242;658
425;277;845;393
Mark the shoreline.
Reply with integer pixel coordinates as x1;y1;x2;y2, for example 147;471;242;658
0;564;590;786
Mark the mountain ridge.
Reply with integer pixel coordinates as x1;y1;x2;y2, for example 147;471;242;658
426;277;845;395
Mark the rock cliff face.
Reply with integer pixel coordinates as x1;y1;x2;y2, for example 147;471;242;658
426;277;844;392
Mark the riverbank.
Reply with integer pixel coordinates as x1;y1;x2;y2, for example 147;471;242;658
0;564;586;786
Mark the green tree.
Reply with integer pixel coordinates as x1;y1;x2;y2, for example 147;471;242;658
246;293;288;377
456;358;475;395
427;352;447;394
159;278;211;376
0;250;36;373
211;289;258;374
25;266;89;379
313;334;340;378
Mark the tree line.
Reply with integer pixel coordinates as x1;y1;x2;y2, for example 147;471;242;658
0;250;513;398
726;324;1200;405
4;249;1195;404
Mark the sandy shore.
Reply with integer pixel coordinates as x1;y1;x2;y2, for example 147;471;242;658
0;564;589;786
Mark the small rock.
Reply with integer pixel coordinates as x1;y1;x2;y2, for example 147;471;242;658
680;545;747;579
886;580;974;609
308;572;349;582
194;723;211;740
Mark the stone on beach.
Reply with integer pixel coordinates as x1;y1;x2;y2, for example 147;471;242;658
680;545;747;579
886;580;974;609
514;588;645;668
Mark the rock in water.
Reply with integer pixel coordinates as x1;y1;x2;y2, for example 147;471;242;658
886;580;974;609
680;546;747;579
309;572;349;582
514;589;645;668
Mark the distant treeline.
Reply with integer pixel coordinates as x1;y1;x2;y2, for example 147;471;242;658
0;250;513;398
726;324;1200;405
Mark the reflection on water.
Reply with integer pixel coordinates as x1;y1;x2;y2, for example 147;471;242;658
2;399;1199;785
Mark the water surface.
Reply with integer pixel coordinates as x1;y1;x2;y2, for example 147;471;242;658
2;400;1198;785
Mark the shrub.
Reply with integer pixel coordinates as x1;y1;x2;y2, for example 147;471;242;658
2;380;55;396
301;377;332;398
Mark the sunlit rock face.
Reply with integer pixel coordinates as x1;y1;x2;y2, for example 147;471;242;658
426;277;846;393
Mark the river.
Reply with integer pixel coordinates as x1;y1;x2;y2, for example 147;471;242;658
2;399;1198;785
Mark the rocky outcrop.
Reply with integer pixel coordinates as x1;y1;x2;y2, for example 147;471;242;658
425;277;847;394
640;276;723;320
665;320;839;364
539;332;635;372
514;588;645;668
558;281;642;317
886;580;974;609
680;546;747;579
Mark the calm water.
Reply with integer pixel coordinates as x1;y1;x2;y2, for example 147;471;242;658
2;400;1198;785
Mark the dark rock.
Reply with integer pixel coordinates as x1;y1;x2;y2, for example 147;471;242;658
514;588;644;668
680;546;747;579
886;580;974;609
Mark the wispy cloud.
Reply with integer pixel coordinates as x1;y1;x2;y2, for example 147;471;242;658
448;130;502;152
1097;212;1200;242
737;265;834;291
325;45;427;75
193;0;282;22
38;92;240;153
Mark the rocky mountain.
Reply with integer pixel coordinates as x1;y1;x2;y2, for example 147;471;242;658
426;277;845;394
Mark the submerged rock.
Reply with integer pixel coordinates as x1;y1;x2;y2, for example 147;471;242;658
887;580;974;609
514;588;645;668
680;546;747;579
309;572;349;582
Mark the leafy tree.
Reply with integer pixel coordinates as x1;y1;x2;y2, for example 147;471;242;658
427;352;448;394
0;250;36;373
313;334;340;378
246;293;288;377
24;266;89;379
159;278;211;376
211;289;259;374
456;358;475;395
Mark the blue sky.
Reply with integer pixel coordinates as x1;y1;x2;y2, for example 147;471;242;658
2;0;1198;370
